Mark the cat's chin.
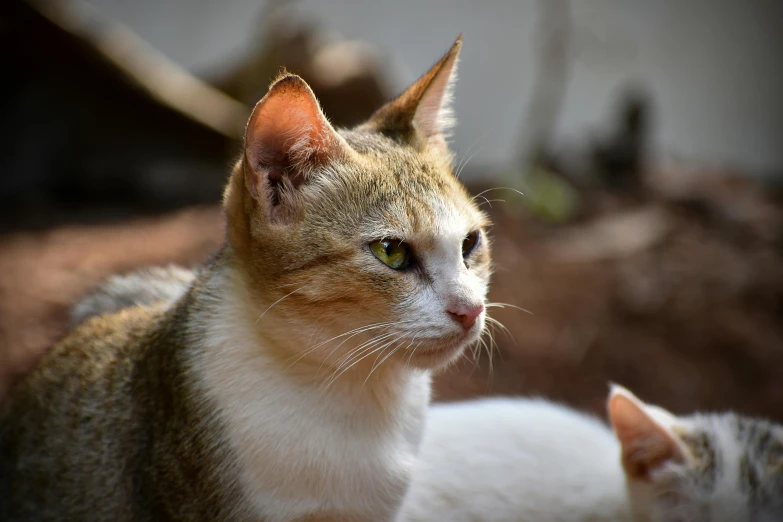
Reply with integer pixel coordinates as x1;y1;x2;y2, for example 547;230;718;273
401;333;478;371
405;347;465;370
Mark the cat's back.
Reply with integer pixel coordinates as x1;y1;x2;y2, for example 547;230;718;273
0;305;165;521
402;397;631;522
422;397;621;474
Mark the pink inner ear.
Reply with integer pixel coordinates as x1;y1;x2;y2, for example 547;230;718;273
361;36;461;146
608;392;683;479
242;75;344;214
412;46;459;139
246;75;336;173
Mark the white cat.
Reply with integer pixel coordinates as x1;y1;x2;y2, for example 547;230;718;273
399;385;783;522
609;386;783;522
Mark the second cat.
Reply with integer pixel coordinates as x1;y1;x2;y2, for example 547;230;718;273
399;385;783;522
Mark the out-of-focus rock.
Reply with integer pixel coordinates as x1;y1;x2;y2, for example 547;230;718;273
0;0;247;232
214;4;391;128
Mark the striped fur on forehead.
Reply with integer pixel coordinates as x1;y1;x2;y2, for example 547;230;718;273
728;414;783;501
275;136;489;293
611;386;783;521
300;129;488;242
659;412;783;520
677;413;783;472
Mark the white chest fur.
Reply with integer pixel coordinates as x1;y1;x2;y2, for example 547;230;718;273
190;286;431;522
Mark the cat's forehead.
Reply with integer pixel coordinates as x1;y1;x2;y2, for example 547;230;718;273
336;130;487;239
671;414;783;513
681;414;783;459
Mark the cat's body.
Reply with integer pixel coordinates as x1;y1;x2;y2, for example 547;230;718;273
182;260;431;521
4;254;432;521
1;270;241;520
1;38;493;521
399;397;631;522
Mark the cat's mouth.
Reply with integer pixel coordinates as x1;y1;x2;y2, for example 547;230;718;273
404;341;469;370
401;324;483;369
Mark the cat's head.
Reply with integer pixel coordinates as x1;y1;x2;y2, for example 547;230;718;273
223;37;490;374
608;385;783;522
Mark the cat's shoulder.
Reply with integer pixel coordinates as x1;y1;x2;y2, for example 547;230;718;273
8;304;169;408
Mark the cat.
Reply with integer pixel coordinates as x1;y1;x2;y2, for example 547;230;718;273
609;385;783;522
396;385;783;522
1;36;495;522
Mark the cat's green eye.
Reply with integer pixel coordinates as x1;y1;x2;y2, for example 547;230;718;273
370;239;410;270
462;230;481;257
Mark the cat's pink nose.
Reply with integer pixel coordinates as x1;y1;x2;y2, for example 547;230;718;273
448;304;484;330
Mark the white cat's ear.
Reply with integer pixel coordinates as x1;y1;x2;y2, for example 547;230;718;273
243;74;348;221
364;36;461;148
607;384;688;479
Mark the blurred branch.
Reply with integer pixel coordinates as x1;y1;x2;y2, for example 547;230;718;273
1;0;245;229
33;0;249;139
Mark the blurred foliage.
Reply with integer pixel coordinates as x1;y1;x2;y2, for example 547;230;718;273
520;165;580;224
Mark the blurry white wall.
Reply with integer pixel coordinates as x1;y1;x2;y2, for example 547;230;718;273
86;0;783;175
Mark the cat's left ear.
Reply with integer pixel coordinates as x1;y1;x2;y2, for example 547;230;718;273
607;384;689;480
362;35;461;148
243;74;349;222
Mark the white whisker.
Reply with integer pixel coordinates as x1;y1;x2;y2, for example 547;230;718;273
455;147;481;179
486;302;533;315
255;287;304;324
283;321;399;370
323;336;400;391
470;186;525;201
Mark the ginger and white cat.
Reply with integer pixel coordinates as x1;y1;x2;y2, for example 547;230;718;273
16;29;781;522
398;386;783;522
1;37;493;522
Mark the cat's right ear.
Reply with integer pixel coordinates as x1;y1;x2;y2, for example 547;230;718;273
607;384;688;480
362;36;462;149
243;74;348;222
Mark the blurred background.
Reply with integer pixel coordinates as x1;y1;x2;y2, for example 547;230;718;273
2;0;782;420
